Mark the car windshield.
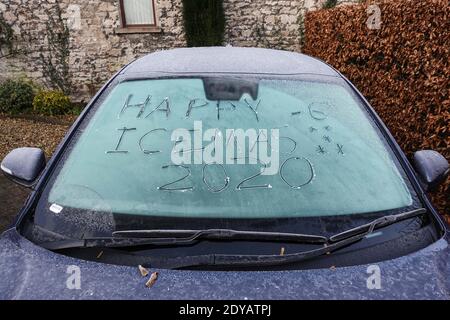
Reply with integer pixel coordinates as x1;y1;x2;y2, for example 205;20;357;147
35;76;416;238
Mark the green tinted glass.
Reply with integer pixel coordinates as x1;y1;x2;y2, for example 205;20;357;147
48;78;412;218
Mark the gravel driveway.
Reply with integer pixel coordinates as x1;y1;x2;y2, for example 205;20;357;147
0;115;72;232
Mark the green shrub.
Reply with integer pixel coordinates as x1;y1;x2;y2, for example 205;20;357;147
0;79;35;114
32;90;71;115
322;0;338;9
182;0;225;47
67;102;85;115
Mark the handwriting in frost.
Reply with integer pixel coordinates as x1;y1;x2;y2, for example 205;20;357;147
105;93;347;193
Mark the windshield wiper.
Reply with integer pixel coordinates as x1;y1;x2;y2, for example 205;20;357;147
328;208;426;242
39;229;327;251
40;208;426;266
112;229;327;244
139;208;427;269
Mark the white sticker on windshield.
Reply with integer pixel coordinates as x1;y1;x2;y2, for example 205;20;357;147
49;203;63;214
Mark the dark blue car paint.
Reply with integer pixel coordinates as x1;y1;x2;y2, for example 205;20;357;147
0;48;448;299
0;228;448;299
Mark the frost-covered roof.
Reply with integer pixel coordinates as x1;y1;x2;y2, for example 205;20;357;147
121;47;339;77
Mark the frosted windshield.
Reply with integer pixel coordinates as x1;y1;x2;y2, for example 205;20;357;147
48;78;412;218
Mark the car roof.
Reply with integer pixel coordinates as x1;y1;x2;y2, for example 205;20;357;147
121;47;339;77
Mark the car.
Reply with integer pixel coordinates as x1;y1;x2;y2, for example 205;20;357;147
0;47;448;300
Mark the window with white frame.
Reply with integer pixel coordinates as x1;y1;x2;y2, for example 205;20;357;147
120;0;156;27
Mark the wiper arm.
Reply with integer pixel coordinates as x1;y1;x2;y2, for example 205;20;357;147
146;208;427;269
142;231;370;269
112;229;327;244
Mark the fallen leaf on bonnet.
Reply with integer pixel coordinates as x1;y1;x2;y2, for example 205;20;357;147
146;272;159;288
138;265;149;277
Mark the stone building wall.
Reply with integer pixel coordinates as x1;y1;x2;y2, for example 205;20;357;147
0;0;186;100
223;0;304;50
0;0;358;101
222;0;356;50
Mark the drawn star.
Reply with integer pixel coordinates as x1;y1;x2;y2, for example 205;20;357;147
316;145;326;154
337;143;344;155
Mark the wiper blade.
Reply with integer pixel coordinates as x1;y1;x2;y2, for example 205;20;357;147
112;229;327;244
328;208;427;242
39;238;173;250
40;229;327;250
145;208;427;269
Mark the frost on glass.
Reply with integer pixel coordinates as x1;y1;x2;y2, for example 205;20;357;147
48;78;412;218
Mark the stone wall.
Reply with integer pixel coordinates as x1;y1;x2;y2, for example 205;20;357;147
0;0;358;102
222;0;357;50
0;0;186;100
223;0;304;50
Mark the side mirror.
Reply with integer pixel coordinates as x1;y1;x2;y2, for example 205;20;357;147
413;150;449;191
1;147;46;187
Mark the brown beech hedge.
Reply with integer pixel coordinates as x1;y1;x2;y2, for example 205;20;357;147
303;0;449;218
